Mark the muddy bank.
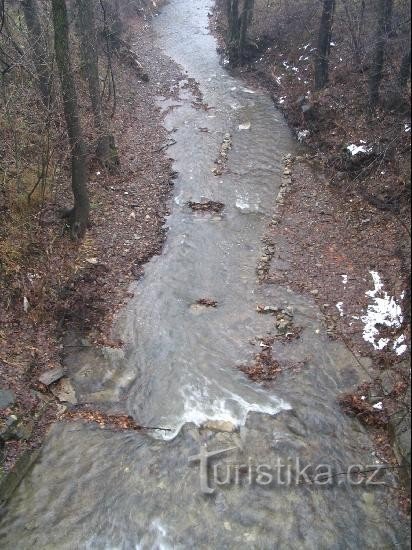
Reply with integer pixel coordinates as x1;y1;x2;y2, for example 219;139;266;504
210;3;411;494
0;12;182;480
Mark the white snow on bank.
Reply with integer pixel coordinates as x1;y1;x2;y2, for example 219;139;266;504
336;302;344;317
297;129;310;142
361;271;406;353
342;274;348;285
347;143;372;156
405;123;411;133
393;334;408;356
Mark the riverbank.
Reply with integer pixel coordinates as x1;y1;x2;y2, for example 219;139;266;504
0;9;182;479
210;2;411;496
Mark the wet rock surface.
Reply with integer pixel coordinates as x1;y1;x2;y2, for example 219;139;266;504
0;390;15;410
38;367;64;387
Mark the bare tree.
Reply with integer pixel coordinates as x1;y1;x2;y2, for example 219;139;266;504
238;0;254;65
102;0;122;52
20;0;51;107
226;0;254;66
398;49;411;89
76;0;116;168
368;0;389;109
227;0;240;65
314;0;336;90
341;0;365;69
51;0;89;239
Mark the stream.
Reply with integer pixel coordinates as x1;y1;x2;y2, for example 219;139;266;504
0;1;409;548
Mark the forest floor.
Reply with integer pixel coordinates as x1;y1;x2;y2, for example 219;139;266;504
210;3;411;497
0;10;182;476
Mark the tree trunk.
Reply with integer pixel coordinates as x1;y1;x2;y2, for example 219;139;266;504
51;0;89;239
398;49;411;89
76;0;115;167
21;0;50;107
384;0;393;37
368;0;387;109
314;0;336;90
238;0;254;65
227;0;240;65
103;0;122;51
341;0;362;68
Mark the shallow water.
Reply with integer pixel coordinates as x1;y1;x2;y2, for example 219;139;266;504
0;1;409;548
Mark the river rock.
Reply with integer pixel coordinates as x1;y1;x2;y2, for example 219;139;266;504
14;420;34;441
202;420;237;433
276;318;291;335
38;367;64;386
0;415;32;441
50;378;77;404
301;103;316;125
0;416;18;441
0;389;15;409
380;370;397;395
296;95;307;107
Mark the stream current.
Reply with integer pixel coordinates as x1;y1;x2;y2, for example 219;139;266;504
0;1;409;548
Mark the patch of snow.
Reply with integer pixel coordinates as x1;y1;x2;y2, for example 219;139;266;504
361;271;405;352
238;122;251;130
342;274;348;285
297;129;310;142
336;302;344;317
361;396;366;401
405;123;411;133
393;334;407;356
242;88;256;94
373;402;383;411
396;344;408;356
278;96;286;104
347;143;372;156
275;76;282;85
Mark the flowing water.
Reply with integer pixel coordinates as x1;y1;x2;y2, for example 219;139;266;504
1;1;409;548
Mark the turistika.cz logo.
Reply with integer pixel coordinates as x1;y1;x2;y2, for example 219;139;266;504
188;444;387;494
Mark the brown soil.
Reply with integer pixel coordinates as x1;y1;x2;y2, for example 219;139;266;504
0;13;182;473
264;157;410;364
